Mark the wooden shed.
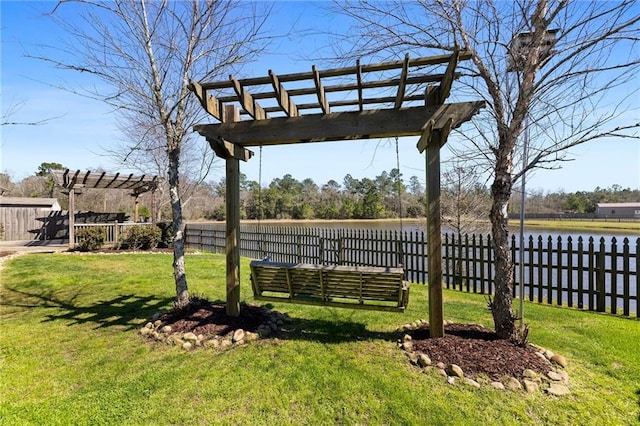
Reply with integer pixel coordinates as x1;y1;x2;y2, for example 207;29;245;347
0;197;61;241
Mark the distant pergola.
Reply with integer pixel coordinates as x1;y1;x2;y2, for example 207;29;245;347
189;52;484;336
53;169;161;248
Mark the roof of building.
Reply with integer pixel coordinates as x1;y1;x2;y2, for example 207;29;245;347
597;202;640;208
0;197;61;208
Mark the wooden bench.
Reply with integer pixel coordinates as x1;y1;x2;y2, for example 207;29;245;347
250;260;409;312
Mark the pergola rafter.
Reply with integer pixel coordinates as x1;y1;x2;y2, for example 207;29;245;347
189;52;484;336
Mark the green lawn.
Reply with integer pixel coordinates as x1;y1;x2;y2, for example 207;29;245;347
1;252;638;425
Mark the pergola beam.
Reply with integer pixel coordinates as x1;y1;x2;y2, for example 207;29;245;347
194;102;483;146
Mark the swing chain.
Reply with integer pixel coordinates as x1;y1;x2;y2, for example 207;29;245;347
394;135;405;270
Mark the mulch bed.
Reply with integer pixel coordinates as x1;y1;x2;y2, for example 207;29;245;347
410;323;552;381
158;299;267;337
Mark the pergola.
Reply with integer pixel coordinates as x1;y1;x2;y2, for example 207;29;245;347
189;52;484;337
53;169;160;248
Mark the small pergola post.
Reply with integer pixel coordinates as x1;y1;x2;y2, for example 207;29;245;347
134;194;140;222
68;187;76;249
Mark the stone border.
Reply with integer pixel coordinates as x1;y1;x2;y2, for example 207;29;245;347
139;308;289;351
398;319;571;396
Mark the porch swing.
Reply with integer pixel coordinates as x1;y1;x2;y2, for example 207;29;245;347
249;139;410;313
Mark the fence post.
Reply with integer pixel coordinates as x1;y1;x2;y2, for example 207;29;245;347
113;221;119;248
596;239;606;312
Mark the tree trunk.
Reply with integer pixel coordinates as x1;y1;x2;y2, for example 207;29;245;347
489;168;516;340
168;142;189;308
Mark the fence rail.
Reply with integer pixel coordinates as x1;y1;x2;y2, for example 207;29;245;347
184;223;638;318
74;222;152;246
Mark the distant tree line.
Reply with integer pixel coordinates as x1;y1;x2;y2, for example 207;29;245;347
1;163;637;223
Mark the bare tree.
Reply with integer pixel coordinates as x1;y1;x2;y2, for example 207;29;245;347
442;161;491;237
332;0;639;339
44;0;273;308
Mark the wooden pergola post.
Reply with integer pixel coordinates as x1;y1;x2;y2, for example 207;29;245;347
68;187;76;249
225;107;241;317
134;194;140;222
206;105;254;317
425;134;444;337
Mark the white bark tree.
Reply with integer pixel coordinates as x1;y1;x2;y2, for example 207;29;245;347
45;0;273;308
332;0;639;339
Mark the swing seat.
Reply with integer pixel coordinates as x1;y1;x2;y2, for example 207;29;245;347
250;260;409;312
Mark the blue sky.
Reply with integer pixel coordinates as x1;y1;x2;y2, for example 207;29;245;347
1;1;639;193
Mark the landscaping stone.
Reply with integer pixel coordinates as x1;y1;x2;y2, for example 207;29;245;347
232;328;245;343
182;342;193;351
245;331;260;342
463;378;481;388
546;383;570;396
523;369;538;379
523;380;539;393
534;352;547;362
183;332;198;342
446;364;464;378
417;354;432;368
547;371;563;382
490;381;505;390
406;352;419;365
505;377;522;390
557;370;569;382
550;354;567;368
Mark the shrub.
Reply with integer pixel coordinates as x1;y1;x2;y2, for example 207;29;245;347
120;225;161;250
138;206;151;221
76;227;106;251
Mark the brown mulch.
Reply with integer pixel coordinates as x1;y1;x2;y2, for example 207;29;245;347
158;299;268;337
410;323;552;381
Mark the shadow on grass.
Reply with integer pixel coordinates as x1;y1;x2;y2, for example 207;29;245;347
1;287;173;331
261;304;401;344
279;317;400;344
636;388;640;422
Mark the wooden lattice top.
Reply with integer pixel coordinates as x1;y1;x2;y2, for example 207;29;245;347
52;169;160;195
189;52;472;123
